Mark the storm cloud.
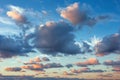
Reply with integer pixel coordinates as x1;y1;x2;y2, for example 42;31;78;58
0;35;33;58
94;33;120;56
33;21;81;55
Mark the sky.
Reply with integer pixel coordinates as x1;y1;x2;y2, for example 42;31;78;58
0;0;120;79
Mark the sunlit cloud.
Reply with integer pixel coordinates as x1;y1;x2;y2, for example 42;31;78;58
75;58;99;67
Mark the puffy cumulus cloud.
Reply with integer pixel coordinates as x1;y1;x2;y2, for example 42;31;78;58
33;21;81;55
31;64;44;71
5;67;21;72
7;5;29;25
94;33;120;56
0;35;33;58
21;63;44;71
42;57;50;61
44;63;63;68
75;58;99;67
24;57;50;65
22;62;63;70
7;11;27;24
58;2;110;27
21;65;32;69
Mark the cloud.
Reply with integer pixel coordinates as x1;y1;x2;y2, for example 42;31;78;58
33;21;81;55
0;8;3;13
5;67;21;72
42;57;50;61
112;66;120;72
33;56;41;62
70;67;104;74
81;41;92;53
85;69;105;73
70;67;90;73
24;57;50;65
63;71;74;75
104;60;120;66
0;35;33;58
22;62;63;71
21;63;44;71
103;60;120;72
6;5;32;38
41;10;48;15
7;11;27;24
76;58;99;67
98;73;113;77
58;2;110;27
0;17;14;25
65;64;73;68
6;5;29;26
44;63;63;68
95;33;120;56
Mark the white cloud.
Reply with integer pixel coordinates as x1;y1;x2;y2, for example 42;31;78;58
8;5;24;14
0;17;14;25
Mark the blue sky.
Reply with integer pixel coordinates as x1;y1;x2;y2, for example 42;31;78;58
0;0;120;79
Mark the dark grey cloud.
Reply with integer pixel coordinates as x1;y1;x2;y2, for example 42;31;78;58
5;67;21;72
44;63;63;68
94;33;120;56
33;21;81;55
65;64;73;68
0;35;33;58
